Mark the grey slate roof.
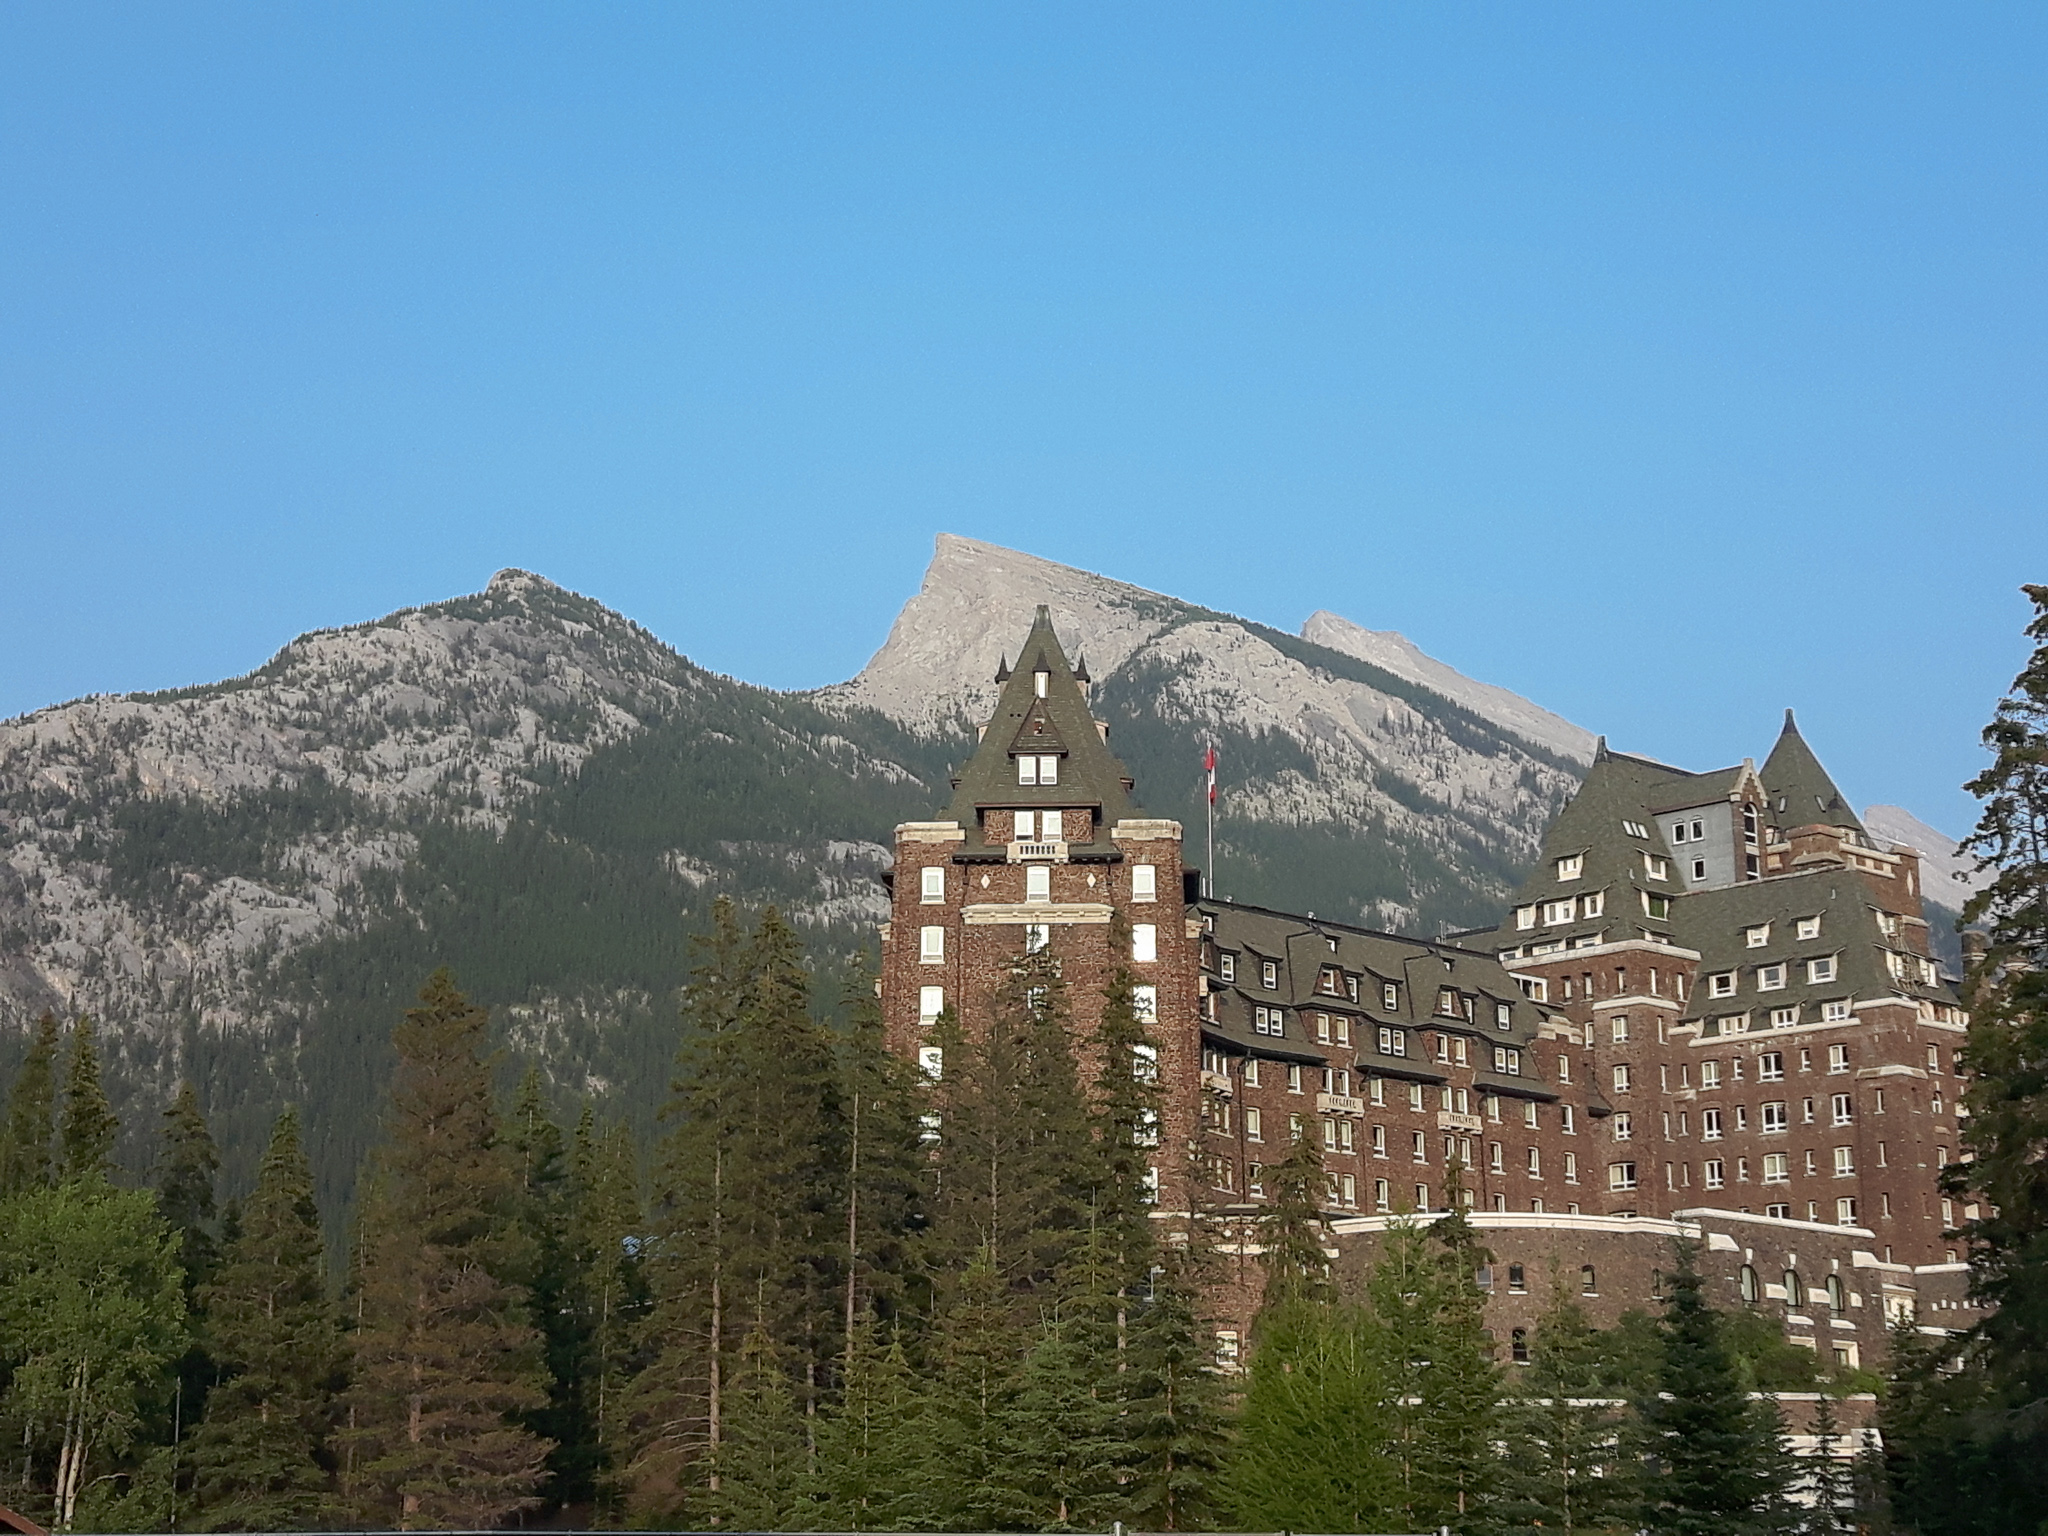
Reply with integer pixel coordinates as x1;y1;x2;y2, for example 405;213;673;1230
940;606;1138;853
1761;710;1865;834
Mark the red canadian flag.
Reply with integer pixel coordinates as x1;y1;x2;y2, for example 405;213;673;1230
1204;744;1217;804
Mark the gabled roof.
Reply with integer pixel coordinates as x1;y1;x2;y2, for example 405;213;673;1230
1762;710;1863;834
942;605;1138;847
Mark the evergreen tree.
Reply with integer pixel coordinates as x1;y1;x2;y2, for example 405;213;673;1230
1633;1246;1792;1536
187;1108;346;1531
1123;1188;1233;1532
810;1320;924;1531
154;1080;222;1295
835;954;925;1351
339;969;551;1528
1932;581;2048;1533
1497;1274;1630;1535
1257;1124;1331;1310
566;1107;647;1516
58;1017;118;1182
1223;1298;1397;1532
1006;1286;1123;1532
706;1313;808;1531
1802;1388;1854;1536
902;1245;1033;1531
1416;1179;1506;1532
1367;1214;1457;1529
0;1178;187;1529
0;1013;61;1194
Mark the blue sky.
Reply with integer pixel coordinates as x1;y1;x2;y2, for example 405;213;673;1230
4;4;2043;833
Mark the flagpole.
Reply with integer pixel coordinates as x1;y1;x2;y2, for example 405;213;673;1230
1204;740;1216;899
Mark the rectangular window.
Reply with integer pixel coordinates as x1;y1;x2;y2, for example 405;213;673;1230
1691;858;1708;881
1244;1107;1263;1141
1764;1152;1790;1183
919;925;945;963
1017;756;1038;785
918;985;945;1025
1831;1093;1853;1125
1025;923;1050;954
1757;963;1786;991
1613;1112;1632;1141
1132;984;1158;1023
1702;1108;1723;1140
1370;1123;1386;1155
1643;892;1671;919
1828;1044;1850;1073
1556;854;1584;879
1834;1145;1856;1176
1132;924;1157;963
1564;1152;1579;1182
1837;1196;1858;1225
1131;864;1156;902
1382;980;1400;1011
1025;865;1051;903
1219;953;1236;982
1493;1046;1521;1075
1613;1063;1631;1093
1797;915;1822;940
1379;1026;1407;1057
918;1046;943;1080
1608;1162;1637;1191
1524;1100;1539;1128
1808;956;1838;983
1770;1006;1798;1028
1368;1075;1383;1105
1702;1061;1722;1089
1408;1082;1425;1111
1015;810;1037;841
1760;1052;1784;1081
1037;754;1059;785
1645;854;1669;879
920;866;945;903
1583;889;1605;918
1709;972;1737;998
1375;1178;1391;1211
1262;960;1279;989
1341;1173;1357;1206
1611;1014;1631;1043
1527;1146;1542;1176
1562;1105;1576;1134
1762;1101;1788;1132
1133;1043;1159;1083
1704;1159;1725;1189
1336;1016;1352;1047
1412;1131;1428;1163
1041;809;1065;841
1822;999;1852;1022
1287;1065;1303;1093
1489;1141;1505;1173
1253;1006;1282;1036
1542;898;1576;925
1746;923;1771;948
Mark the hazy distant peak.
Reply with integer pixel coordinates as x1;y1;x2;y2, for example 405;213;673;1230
1301;611;1597;765
1863;804;1990;912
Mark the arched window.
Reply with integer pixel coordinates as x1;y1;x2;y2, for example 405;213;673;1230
1511;1327;1531;1364
1826;1275;1846;1316
1740;1264;1760;1304
1580;1264;1597;1295
1784;1270;1804;1309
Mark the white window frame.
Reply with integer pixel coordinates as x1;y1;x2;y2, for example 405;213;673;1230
1132;984;1158;1023
918;985;945;1025
1808;955;1838;984
1131;864;1156;902
1025;865;1051;904
919;925;945;964
1132;924;1157;963
920;866;945;903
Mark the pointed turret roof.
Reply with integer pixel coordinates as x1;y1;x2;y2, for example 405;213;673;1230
1761;709;1863;833
941;606;1138;848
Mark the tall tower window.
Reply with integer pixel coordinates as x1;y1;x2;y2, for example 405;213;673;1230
1132;924;1158;962
919;926;945;963
1034;669;1049;697
920;867;945;903
1131;864;1157;902
918;986;945;1025
1025;866;1051;903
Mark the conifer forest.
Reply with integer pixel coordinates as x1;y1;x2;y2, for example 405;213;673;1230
0;586;2045;1536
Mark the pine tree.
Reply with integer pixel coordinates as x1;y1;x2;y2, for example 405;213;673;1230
810;1320;924;1532
706;1313;808;1531
339;969;551;1528
58;1017;118;1182
903;1245;1033;1531
566;1106;647;1516
1802;1388;1854;1536
1416;1180;1506;1532
0;1012;61;1194
1633;1245;1793;1536
835;954;925;1351
1008;1289;1123;1533
1367;1214;1455;1528
1223;1298;1397;1532
1496;1274;1629;1535
155;1080;222;1295
1123;1190;1233;1533
1934;580;2048;1532
187;1108;346;1531
1257;1124;1331;1310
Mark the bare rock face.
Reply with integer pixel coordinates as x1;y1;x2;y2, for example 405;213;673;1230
1301;611;1598;766
1863;804;1988;916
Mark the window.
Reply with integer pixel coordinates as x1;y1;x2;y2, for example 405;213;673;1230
1828;1044;1850;1073
1408;1081;1426;1111
1581;1265;1598;1294
1370;1123;1386;1155
1785;1270;1804;1307
1702;1108;1723;1140
1523;1100;1539;1128
1928;1044;1942;1073
1412;1131;1429;1163
1740;1264;1760;1303
1808;956;1838;984
1564;1152;1579;1182
1708;972;1737;998
918;1046;943;1081
1834;1145;1855;1176
1762;1101;1788;1132
1757;963;1786;991
1515;905;1536;930
1556;854;1584;879
1373;1177;1391;1211
1770;1006;1798;1029
1123;982;1154;1024
1244;1107;1263;1142
1582;890;1606;918
1797;915;1822;940
1437;987;1463;1016
1493;1046;1522;1076
1541;898;1575;926
1132;924;1157;962
1131;864;1156;902
1511;1327;1531;1364
1760;1052;1784;1081
1611;1014;1631;1042
1613;1112;1633;1141
1764;1152;1790;1183
1368;1075;1384;1105
1805;1149;1818;1175
1041;810;1064;841
1017;756;1037;785
1025;922;1050;954
918;866;946;904
1489;1141;1505;1173
918;986;945;1026
1644;892;1672;919
1495;1001;1513;1030
1379;1026;1408;1057
1025;865;1051;903
1704;1159;1725;1188
1613;1063;1632;1092
1837;1197;1859;1225
1287;1064;1304;1093
1561;1105;1576;1134
1381;980;1400;1012
1822;999;1852;1022
1014;810;1037;842
1831;1093;1853;1126
1608;1162;1637;1192
1262;960;1279;989
1243;1058;1260;1087
1691;858;1708;882
1624;819;1649;837
1217;953;1235;984
1766;1202;1791;1218
1746;923;1771;948
1253;1006;1283;1036
1645;854;1670;880
1702;1061;1722;1089
920;925;945;963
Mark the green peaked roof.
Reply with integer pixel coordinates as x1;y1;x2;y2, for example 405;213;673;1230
941;605;1139;847
1761;709;1863;833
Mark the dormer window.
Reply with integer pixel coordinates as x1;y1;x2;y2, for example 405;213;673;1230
1382;981;1399;1012
1261;960;1279;989
1034;670;1049;698
1016;754;1060;786
1015;810;1035;841
1556;854;1584;880
1437;987;1462;1017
